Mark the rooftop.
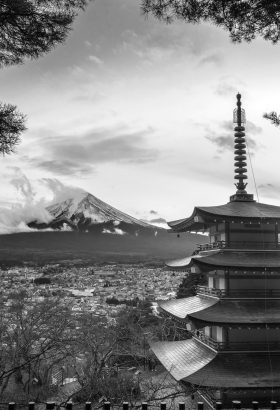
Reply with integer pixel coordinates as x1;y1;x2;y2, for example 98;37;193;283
160;297;280;325
151;339;280;388
166;250;280;270
168;202;280;232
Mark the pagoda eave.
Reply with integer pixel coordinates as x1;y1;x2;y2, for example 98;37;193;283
151;339;216;382
159;296;218;321
166;250;280;271
184;351;280;388
160;297;280;326
168;202;280;233
189;300;280;325
151;339;280;388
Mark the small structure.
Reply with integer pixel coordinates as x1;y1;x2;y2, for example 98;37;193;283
152;94;280;407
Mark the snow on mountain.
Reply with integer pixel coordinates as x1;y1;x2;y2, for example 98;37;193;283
45;192;152;229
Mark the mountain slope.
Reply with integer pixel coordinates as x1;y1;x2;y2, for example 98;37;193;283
29;192;153;233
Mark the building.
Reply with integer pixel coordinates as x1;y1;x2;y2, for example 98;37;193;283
152;94;280;407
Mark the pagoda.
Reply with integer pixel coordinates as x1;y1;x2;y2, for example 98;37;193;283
152;94;280;407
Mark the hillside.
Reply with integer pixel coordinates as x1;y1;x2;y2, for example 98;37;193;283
0;230;208;265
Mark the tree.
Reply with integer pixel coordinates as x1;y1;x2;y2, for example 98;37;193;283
0;104;26;155
0;292;75;401
176;271;206;298
0;0;89;68
0;0;90;154
263;111;280;127
141;0;280;43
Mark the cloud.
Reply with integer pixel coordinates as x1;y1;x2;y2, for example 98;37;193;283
215;76;247;97
205;120;261;154
88;55;104;65
140;213;168;229
0;169;53;234
149;217;167;224
24;125;158;176
102;227;126;235
40;178;86;205
222;120;262;135
215;82;236;96
8;167;36;201
198;53;223;66
258;183;280;199
0;171;90;234
34;160;94;176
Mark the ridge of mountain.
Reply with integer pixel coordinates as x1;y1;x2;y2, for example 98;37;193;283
29;192;155;232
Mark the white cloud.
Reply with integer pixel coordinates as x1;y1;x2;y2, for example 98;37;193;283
88;55;104;65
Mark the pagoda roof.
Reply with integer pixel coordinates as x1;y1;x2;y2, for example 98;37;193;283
160;298;280;325
169;201;280;232
151;339;280;388
185;351;280;388
151;339;216;381
159;296;218;319
166;250;280;270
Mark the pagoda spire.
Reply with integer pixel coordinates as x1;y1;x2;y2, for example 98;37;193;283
230;93;254;202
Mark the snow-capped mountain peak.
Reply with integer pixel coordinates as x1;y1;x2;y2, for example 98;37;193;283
45;192;151;229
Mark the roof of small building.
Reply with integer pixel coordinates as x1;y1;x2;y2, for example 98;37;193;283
169;201;280;232
151;339;280;388
166;250;280;270
160;297;280;325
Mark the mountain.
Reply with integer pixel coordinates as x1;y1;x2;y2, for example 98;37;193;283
3;192;209;264
28;192;154;234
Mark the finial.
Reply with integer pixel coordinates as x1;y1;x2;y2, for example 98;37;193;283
233;93;246;126
230;94;254;202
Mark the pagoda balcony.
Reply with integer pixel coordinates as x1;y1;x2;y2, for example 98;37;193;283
197;286;280;298
193;331;280;351
197;240;280;251
196;285;224;298
196;241;226;251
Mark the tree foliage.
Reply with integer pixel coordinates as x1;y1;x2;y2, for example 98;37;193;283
176;271;206;298
141;0;280;43
0;293;189;404
0;0;90;154
0;0;89;68
0;292;75;401
0;103;26;155
263;111;280;127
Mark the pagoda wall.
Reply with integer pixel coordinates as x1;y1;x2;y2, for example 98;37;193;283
229;277;280;290
228;328;280;343
228;222;276;247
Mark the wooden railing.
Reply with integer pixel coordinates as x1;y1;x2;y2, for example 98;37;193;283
2;400;279;410
196;241;280;251
196;286;223;298
196;241;226;251
196;286;280;299
193;331;280;352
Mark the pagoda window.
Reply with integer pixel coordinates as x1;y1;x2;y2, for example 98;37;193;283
209;223;226;245
204;326;224;343
208;270;225;290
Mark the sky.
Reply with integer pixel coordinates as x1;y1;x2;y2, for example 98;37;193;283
1;0;280;228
